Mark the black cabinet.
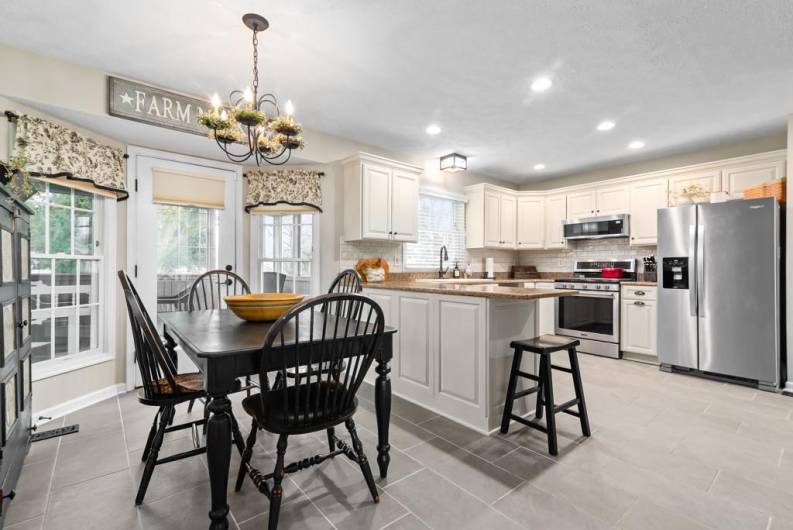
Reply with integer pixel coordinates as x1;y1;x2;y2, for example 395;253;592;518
0;186;33;522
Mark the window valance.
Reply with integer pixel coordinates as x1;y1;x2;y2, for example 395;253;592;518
244;168;322;214
12;114;128;201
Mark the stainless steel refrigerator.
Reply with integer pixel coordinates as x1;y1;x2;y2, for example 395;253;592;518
657;197;781;390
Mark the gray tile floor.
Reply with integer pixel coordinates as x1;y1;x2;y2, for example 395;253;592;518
7;354;793;529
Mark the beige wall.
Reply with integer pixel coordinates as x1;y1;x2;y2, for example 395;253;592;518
787;116;792;392
523;132;787;191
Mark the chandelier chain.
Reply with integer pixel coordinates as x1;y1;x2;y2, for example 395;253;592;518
252;28;259;105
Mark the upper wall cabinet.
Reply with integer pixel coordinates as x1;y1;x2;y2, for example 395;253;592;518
516;196;544;249
668;169;721;206
544;194;567;249
567;185;629;219
629;178;668;246
466;186;517;249
343;153;421;242
721;156;786;198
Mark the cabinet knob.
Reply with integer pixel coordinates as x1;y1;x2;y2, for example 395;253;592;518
633;301;645;306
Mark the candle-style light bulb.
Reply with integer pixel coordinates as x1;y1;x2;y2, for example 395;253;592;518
243;86;254;103
285;99;295;116
220;109;228;121
211;93;221;109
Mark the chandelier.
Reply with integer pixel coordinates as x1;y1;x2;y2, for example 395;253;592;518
199;13;304;166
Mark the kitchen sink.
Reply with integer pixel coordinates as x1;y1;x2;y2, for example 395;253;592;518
414;278;496;284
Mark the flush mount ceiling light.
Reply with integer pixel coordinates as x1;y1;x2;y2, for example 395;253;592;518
425;124;442;135
200;13;304;166
596;120;616;131
440;153;467;173
628;140;646;149
530;77;552;92
533;163;546;170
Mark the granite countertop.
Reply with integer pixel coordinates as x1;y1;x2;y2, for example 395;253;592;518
621;281;657;286
362;280;577;300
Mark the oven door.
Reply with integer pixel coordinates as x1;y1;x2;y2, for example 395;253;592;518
555;291;620;343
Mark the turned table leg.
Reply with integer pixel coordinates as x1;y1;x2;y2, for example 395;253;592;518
206;395;232;530
374;359;392;478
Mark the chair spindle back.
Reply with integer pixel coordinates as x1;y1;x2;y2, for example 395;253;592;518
189;269;250;311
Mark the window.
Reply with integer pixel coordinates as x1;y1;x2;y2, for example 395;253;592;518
156;205;220;275
404;193;466;269
252;213;317;295
27;182;104;365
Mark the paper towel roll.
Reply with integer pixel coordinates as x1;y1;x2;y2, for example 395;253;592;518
485;257;495;279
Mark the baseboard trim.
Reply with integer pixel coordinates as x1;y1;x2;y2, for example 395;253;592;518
33;383;126;426
783;381;793;396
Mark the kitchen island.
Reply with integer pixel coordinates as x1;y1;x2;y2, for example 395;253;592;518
362;281;576;433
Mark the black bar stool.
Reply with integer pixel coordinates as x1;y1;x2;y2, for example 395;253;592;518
499;335;591;455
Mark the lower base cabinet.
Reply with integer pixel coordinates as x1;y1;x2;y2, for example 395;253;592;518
620;286;658;359
363;288;540;433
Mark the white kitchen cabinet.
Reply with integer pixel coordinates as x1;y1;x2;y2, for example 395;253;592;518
544;194;567;249
516;196;544;249
343;153;421;242
621;286;657;358
595;185;630;216
721;156;786;198
466;185;517;249
566;189;597;219
668;169;722;206
535;282;557;335
629;178;668;246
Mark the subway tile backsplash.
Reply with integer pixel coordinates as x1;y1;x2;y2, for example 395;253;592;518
519;238;656;273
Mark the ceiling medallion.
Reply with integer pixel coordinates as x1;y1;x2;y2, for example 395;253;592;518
199;13;304;166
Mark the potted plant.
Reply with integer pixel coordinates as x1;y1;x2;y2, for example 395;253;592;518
0;155;36;201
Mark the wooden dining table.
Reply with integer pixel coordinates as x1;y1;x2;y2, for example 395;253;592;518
159;309;396;530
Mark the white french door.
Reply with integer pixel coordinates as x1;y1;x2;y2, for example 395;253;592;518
126;147;242;388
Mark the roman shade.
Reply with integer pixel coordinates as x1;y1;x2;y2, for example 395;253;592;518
11;114;128;200
244;168;322;214
152;168;226;209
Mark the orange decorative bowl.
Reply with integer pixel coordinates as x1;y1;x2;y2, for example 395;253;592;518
224;293;305;322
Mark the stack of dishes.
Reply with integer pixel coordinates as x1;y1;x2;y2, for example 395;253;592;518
224;293;305;322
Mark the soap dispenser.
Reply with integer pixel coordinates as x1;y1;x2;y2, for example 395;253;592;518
453;261;461;279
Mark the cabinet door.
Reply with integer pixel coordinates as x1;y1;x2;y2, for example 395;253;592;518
499;194;516;248
361;163;392;239
516;196;544;249
629;179;668;246
668;169;721;206
390;169;419;242
544;194;567;249
596;185;629;216
620;298;657;356
566;189;596;219
483;190;501;247
396;295;434;402
721;158;785;197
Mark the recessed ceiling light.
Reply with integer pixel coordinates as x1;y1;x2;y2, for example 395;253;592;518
596;120;615;131
628;140;645;149
425;124;442;135
533;163;546;170
530;77;552;92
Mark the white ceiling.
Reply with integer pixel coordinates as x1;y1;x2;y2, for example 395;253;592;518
1;0;792;182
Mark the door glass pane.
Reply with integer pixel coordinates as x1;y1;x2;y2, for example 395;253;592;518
55;259;76;307
49;207;72;254
21;297;29;341
4;376;16;434
74;211;94;255
31;314;51;363
79;306;98;352
2;230;13;283
3;304;15;358
54;314;73;357
20;237;29;281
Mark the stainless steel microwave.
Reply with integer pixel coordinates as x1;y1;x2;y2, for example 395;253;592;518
563;214;629;240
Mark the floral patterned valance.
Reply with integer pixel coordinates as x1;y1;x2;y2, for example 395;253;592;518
12;114;128;201
244;168;322;214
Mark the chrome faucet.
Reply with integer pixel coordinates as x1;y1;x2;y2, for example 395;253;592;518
438;245;449;278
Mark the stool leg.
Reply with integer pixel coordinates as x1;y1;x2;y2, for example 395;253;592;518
500;348;523;434
542;356;558;456
535;357;545;420
568;347;591;437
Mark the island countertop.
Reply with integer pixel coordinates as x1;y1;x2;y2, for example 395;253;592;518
362;281;577;300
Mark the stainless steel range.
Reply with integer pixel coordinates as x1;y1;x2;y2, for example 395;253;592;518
554;259;636;359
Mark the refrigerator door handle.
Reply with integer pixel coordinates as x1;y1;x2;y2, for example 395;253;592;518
697;225;705;317
689;224;697;317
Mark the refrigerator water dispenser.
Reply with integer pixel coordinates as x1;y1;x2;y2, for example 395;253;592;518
662;257;689;289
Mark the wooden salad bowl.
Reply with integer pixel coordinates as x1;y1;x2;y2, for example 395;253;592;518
224;293;305;322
